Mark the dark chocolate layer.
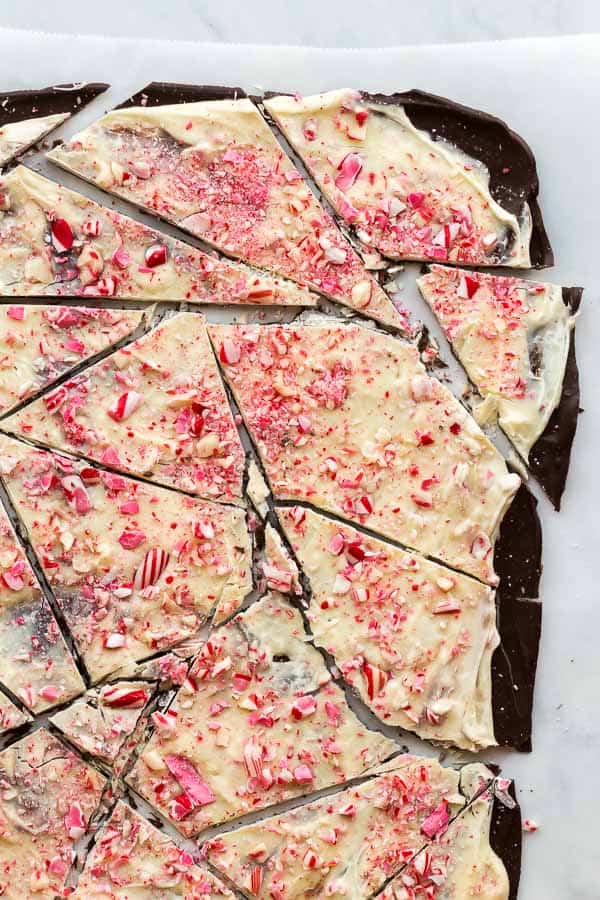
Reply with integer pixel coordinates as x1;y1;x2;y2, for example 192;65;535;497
490;781;522;900
117;83;247;109
492;483;543;752
0;83;108;127
529;286;583;509
362;89;553;269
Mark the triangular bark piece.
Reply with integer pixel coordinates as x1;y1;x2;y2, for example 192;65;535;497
0;304;143;417
278;506;497;751
264;88;551;268
205;755;466;898
0;497;84;713
0;728;105;897
209;321;520;584
127;592;396;836
417;265;581;508
3;312;246;502
50;680;153;765
47;95;403;327
0;82;108;166
73;800;234;899
0;436;251;682
0;165;314;306
381;767;511;900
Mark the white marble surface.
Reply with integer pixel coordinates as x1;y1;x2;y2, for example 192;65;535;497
1;0;600;46
0;27;599;900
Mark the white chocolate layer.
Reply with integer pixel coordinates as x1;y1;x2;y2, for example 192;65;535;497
0;304;143;416
209;321;520;583
127;593;396;836
0;729;105;899
279;506;498;751
3;313;246;503
48;101;402;327
265;89;531;267
0;165;314;306
418;265;574;459
0;436;252;682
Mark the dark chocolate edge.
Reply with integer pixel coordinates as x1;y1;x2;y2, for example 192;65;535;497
0;83;109;126
528;287;583;510
490;781;522;900
491;483;543;751
361;88;553;269
116;82;247;109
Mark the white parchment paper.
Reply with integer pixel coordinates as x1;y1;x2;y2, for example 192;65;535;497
0;28;599;898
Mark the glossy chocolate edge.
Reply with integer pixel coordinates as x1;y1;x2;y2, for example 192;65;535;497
491;781;522;900
362;88;553;269
492;483;543;752
528;286;583;509
0;83;109;126
116;82;247;109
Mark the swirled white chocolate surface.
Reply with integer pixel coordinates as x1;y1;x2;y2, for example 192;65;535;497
418;265;574;460
205;756;467;898
278;506;498;751
0;166;314;306
47;101;403;328
382;772;509;900
50;680;153;764
0;497;84;713
0;436;251;682
265;89;531;267
3;313;246;503
0;304;143;416
127;593;396;836
73;800;234;899
0;113;69;166
209;321;520;583
0;728;105;899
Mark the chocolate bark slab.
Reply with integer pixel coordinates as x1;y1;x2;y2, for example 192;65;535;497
0;82;108;126
529;286;583;509
418;266;582;509
492;483;543;751
362;89;553;269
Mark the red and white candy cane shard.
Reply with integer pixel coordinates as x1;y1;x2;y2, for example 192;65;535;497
249;865;263;895
102;686;149;708
133;548;170;590
363;661;390;700
51;218;74;253
107;390;143;422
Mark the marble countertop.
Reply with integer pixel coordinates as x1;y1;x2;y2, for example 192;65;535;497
2;0;600;46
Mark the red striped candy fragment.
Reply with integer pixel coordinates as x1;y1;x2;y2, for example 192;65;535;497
133;548;170;590
363;661;390;700
102;686;149;708
420;801;449;838
64;802;85;840
107;390;142;422
164;754;215;807
335;152;363;192
51;218;74;252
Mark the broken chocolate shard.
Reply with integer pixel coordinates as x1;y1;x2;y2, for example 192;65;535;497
494;482;543;602
528;286;583;510
492;482;542;752
361;88;553;268
117;82;247;109
491;781;522;900
0;82;108;126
